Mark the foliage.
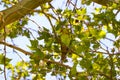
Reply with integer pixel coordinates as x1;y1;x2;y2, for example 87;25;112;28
0;0;120;80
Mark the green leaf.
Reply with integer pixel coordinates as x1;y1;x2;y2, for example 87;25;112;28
23;30;30;38
61;34;71;46
93;43;100;49
70;63;77;75
0;54;11;65
76;46;83;53
60;28;71;46
30;40;38;48
38;27;52;42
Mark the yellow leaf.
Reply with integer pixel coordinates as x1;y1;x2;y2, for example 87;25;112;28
72;54;78;60
98;30;106;39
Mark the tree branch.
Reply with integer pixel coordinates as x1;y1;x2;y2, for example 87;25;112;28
92;0;115;6
0;41;73;69
0;0;52;28
44;59;72;69
0;41;32;55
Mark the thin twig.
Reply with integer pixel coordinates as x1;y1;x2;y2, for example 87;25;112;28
105;37;115;42
90;49;120;55
23;27;36;40
99;41;109;49
109;54;114;80
27;18;42;31
96;70;111;79
3;27;7;80
14;50;25;61
43;11;58;39
44;59;71;69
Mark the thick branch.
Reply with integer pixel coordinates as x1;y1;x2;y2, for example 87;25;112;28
92;0;118;6
0;41;32;55
0;0;51;27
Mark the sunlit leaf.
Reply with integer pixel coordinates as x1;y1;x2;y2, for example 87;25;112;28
0;54;11;65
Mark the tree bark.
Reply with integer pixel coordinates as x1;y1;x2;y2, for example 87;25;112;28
0;0;51;28
92;0;117;6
